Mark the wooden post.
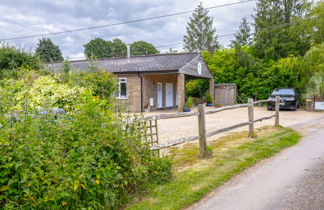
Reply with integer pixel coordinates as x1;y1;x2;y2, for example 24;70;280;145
198;104;208;158
248;98;254;136
275;96;280;126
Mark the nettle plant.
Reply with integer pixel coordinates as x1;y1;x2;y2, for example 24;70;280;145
0;71;171;209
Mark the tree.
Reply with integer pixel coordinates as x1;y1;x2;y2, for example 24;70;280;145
307;1;324;44
110;38;127;57
130;41;159;56
231;17;252;47
84;38;127;59
35;38;63;62
253;0;311;60
84;38;111;59
304;43;324;72
183;3;220;53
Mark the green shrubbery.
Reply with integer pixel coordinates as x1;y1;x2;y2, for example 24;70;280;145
202;45;321;102
0;52;172;209
0;46;41;79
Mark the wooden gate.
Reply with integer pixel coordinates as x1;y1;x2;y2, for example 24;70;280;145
214;83;237;105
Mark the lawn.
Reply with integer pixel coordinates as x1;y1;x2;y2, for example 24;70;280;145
126;126;301;210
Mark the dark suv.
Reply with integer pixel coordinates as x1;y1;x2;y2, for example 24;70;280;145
267;88;299;111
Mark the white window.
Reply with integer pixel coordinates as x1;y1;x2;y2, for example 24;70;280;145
117;78;127;99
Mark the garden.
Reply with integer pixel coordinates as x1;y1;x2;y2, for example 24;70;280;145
0;46;171;209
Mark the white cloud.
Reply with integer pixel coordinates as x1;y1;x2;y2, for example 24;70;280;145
0;0;257;57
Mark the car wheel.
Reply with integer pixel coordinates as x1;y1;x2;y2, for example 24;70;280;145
291;105;297;111
267;107;272;111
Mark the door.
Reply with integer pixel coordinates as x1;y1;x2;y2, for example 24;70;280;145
157;82;163;108
165;83;174;107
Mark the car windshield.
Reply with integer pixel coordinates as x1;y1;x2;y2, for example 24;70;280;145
271;88;295;96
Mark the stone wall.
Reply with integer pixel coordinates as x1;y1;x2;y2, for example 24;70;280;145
115;75;141;112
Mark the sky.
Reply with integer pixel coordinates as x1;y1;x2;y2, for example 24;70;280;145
0;0;256;59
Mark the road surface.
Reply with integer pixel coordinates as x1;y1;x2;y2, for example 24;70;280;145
189;116;324;210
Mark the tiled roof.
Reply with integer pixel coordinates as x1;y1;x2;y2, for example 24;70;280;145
46;53;199;73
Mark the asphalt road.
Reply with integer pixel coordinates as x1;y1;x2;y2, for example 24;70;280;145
189;116;324;210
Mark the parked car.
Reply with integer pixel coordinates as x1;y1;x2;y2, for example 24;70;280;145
267;88;299;111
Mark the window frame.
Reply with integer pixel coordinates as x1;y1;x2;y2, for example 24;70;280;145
116;78;127;99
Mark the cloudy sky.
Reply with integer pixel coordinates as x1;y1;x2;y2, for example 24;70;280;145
0;0;256;59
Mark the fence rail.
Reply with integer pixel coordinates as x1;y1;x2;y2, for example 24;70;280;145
149;96;281;158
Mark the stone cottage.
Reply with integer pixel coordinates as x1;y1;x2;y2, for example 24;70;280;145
47;53;214;112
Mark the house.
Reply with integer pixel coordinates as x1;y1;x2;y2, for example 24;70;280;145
47;53;215;112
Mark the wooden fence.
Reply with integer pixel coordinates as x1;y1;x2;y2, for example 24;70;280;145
146;96;280;158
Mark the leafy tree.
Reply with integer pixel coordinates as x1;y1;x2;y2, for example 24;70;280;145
84;38;127;59
130;41;159;56
35;38;63;62
231;17;252;47
253;0;311;60
84;38;111;59
110;38;127;57
183;3;220;53
307;1;324;44
304;43;324;72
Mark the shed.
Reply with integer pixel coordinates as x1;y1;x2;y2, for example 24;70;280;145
214;83;237;105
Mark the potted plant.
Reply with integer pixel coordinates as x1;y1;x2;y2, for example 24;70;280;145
205;92;213;106
184;96;194;112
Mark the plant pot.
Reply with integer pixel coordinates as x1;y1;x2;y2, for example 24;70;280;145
144;107;150;112
183;107;191;112
206;103;213;106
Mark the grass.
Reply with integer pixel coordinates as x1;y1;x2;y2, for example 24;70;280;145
126;126;301;210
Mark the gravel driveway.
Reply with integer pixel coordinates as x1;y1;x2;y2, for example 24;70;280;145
143;107;323;144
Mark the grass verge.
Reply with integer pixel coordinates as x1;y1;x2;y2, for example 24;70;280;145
126;126;301;210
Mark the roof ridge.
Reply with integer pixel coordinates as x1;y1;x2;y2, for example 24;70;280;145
45;52;198;64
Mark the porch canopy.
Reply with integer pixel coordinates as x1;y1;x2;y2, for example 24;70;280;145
47;53;214;112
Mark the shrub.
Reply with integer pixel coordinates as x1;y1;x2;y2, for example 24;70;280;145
304;71;324;100
69;69;117;101
186;96;194;109
0;45;41;78
0;73;171;209
185;79;209;98
205;92;213;104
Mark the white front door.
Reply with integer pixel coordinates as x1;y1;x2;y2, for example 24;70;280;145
175;83;178;106
157;82;163;108
165;83;174;107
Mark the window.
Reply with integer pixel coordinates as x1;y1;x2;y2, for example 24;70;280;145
117;78;127;99
271;88;295;96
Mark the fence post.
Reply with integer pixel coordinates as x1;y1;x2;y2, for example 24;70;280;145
275;96;280;126
248;98;254;136
198;104;208;158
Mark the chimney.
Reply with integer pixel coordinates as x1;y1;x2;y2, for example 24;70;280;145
127;44;131;60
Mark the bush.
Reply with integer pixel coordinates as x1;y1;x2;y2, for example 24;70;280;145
185;79;209;98
0;45;41;78
186;96;194;109
304;71;324;100
203;46;312;101
68;68;117;101
205;92;212;104
0;72;171;209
